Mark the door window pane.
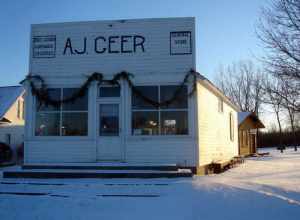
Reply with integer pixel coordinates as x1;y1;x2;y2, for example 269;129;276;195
62;113;88;136
99;104;119;136
160;85;188;109
35;113;60;136
99;86;120;97
132;86;158;109
132;111;159;135
36;89;61;111
160;111;188;135
62;88;88;111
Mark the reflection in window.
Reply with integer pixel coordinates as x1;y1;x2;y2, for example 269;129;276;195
99;86;120;97
132;111;159;135
35;88;88;136
160;86;188;109
132;85;188;135
36;89;61;111
62;88;88;111
35;113;60;136
132;86;158;109
62;113;88;136
161;111;188;135
99;104;119;136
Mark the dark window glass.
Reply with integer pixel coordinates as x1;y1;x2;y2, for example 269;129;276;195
160;111;188;135
132;86;158;109
99;86;120;97
35;113;60;136
160;85;188;109
99;104;119;136
61;113;88;136
36;89;61;111
62;88;88;111
132;111;159;135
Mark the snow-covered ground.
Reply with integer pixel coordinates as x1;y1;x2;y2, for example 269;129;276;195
0;148;300;220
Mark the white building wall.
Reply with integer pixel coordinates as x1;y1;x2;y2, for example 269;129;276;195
197;81;239;166
25;17;198;166
0;96;25;157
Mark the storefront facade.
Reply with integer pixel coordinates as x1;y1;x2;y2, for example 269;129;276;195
23;17;238;170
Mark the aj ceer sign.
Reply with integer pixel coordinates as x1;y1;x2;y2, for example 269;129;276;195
32;31;192;58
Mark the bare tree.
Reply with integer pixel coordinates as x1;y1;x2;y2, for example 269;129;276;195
215;60;264;115
257;0;300;111
281;80;298;150
263;76;285;152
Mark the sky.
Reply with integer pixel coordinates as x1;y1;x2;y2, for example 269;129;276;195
0;0;267;87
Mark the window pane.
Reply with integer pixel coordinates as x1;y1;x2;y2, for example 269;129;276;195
160;86;188;109
62;113;88;136
132;111;159;135
36;89;61;111
132;86;158;109
62;88;88;111
160;111;188;135
99;104;119;136
99;86;120;97
35;113;60;136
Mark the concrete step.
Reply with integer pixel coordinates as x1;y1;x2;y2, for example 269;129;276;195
22;164;179;171
3;169;193;179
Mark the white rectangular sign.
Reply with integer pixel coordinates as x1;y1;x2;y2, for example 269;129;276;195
30;17;195;78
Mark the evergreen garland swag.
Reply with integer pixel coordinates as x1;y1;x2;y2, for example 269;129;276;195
21;69;198;108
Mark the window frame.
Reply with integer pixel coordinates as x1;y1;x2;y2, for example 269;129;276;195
218;97;224;113
34;87;89;138
98;84;121;98
229;112;234;141
130;84;190;137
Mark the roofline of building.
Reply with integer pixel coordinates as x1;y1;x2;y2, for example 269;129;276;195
196;73;240;112
0;85;23;89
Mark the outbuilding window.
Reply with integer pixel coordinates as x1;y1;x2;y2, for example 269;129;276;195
229;112;234;141
132;85;188;135
218;98;223;113
35;88;88;136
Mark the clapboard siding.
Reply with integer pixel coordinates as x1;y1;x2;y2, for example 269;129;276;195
24;140;96;163
25;17;198;166
30;17;195;81
197;82;238;166
125;138;196;166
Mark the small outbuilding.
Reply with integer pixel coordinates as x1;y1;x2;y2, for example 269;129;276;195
0;86;25;154
238;112;265;156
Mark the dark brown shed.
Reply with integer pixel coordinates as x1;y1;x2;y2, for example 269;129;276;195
238;112;265;156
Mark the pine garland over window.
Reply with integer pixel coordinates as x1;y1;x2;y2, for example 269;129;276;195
21;69;198;108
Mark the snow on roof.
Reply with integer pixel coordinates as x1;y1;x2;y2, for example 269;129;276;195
0;86;24;119
238;112;252;125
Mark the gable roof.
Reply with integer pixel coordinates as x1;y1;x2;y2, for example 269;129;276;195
238;112;252;124
196;73;240;111
238;111;265;128
0;86;24;120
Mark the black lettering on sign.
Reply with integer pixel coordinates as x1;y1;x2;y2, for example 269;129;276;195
121;35;132;53
62;35;146;56
74;37;87;54
134;35;145;52
94;36;106;53
108;36;120;53
63;38;74;55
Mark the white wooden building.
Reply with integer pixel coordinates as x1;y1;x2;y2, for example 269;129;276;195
0;86;25;155
23;17;239;174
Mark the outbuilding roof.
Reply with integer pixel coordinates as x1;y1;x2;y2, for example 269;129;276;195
0;86;24;120
238;111;265;128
